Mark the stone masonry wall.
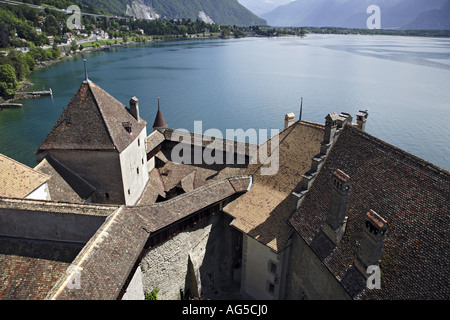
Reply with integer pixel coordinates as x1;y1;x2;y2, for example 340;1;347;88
139;212;241;300
285;232;350;300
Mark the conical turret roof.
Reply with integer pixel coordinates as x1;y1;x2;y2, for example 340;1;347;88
152;98;167;131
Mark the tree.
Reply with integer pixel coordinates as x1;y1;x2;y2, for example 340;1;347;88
6;49;29;81
44;14;60;36
0;64;18;98
51;41;60;59
70;39;77;52
0;23;10;48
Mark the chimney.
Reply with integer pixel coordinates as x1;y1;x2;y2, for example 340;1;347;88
284;113;295;129
337;112;352;129
356;110;369;131
320;113;338;154
322;169;351;244
129;96;140;121
355;209;388;277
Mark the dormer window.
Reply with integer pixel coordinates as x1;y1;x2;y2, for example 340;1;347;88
122;122;132;133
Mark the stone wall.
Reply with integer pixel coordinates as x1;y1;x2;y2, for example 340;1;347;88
139;212;242;300
49;150;125;204
0;205;107;244
285;232;350;300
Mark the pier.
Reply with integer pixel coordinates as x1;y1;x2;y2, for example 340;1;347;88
14;88;52;99
0;103;23;109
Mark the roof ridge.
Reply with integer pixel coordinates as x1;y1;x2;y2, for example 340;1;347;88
346;125;450;179
0;197;120;215
133;174;252;210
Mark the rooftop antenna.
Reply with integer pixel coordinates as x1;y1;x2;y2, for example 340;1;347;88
299;97;303;122
83;59;89;83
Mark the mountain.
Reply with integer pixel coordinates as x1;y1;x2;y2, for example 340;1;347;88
78;0;266;26
261;0;450;29
402;1;450;29
237;0;294;16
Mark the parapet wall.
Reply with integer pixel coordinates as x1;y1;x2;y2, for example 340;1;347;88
0;198;117;244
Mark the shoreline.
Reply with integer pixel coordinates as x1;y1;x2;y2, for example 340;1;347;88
6;34;224;104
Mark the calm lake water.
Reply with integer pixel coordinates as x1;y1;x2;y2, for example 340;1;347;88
1;34;449;170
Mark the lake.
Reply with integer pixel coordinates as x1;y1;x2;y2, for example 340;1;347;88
1;34;449;171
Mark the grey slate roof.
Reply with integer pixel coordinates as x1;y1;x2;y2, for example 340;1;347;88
38;81;146;153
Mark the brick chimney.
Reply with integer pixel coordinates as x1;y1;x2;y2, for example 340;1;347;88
129;96;140;121
356;110;369;131
355;209;388;277
322;169;351;244
284;113;295;129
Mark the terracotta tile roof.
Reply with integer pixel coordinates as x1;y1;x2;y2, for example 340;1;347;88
34;156;95;202
0;236;82;300
0;153;50;198
289;125;450;299
46;175;252;300
223;121;325;252
38;81;146;153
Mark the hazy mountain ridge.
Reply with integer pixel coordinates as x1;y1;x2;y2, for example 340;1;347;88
259;0;450;29
237;0;293;16
79;0;266;26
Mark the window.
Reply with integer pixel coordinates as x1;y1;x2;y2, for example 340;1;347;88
137;167;139;175
138;138;140;147
268;261;277;275
268;282;275;295
105;193;109;200
128;189;131;195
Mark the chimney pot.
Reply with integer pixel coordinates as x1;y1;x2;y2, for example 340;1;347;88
356;110;369;131
284;113;295;129
129;96;139;120
355;209;388;277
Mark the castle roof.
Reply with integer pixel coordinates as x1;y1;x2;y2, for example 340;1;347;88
0;153;50;198
0;236;82;300
0;197;119;300
46;175;252;300
38;81;146;153
289;125;450;299
223;120;325;252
